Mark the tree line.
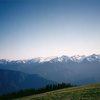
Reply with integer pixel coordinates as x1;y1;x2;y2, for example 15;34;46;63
0;83;75;100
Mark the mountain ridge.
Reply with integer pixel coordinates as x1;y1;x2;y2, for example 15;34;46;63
0;54;100;86
0;69;54;95
0;54;100;64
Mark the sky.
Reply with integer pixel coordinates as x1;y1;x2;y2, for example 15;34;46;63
0;0;100;60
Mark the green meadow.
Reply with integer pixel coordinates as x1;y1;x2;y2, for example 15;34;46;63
15;83;100;100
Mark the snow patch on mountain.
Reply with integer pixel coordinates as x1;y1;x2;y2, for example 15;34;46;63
0;54;100;64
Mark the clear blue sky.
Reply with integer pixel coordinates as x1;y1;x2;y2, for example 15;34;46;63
0;0;100;60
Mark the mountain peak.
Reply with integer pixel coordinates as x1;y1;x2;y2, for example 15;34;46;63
0;54;100;64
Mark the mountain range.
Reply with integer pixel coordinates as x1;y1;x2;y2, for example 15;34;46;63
0;54;100;95
0;54;100;64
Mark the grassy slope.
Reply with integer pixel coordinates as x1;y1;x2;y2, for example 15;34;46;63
15;83;100;100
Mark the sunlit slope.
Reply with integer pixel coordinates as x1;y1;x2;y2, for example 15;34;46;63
15;83;100;100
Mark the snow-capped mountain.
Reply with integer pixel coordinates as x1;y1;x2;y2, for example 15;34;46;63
44;54;100;63
86;54;100;62
0;54;100;86
0;54;100;64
